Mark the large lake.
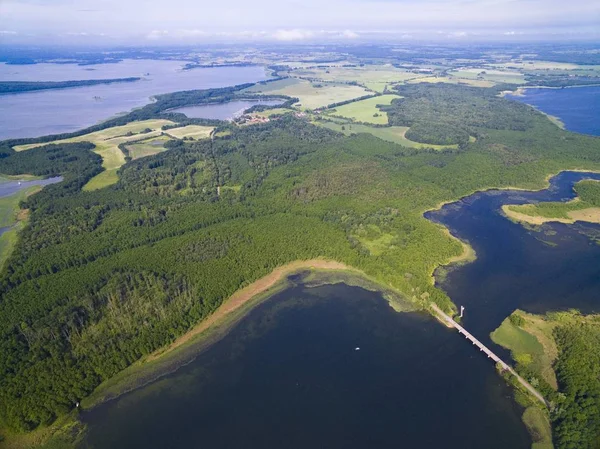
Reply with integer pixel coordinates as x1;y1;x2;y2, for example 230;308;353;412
507;85;600;136
0;60;269;140
81;282;530;449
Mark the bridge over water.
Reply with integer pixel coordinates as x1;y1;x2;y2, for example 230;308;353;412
430;304;547;406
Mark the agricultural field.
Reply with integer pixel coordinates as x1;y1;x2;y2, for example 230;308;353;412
244;78;371;110
124;135;172;160
288;66;420;92
164;125;214;140
406;75;497;88
448;68;527;85
315;120;458;149
13;120;174;190
327;94;400;124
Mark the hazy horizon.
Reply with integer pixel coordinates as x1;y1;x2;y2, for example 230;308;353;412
1;0;599;46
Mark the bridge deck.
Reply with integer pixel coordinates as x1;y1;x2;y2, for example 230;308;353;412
430;304;547;406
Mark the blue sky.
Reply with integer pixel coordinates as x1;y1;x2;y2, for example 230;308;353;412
1;0;598;44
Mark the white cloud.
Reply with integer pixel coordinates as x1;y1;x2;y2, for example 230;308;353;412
341;29;359;39
146;29;169;40
272;29;314;41
0;30;18;35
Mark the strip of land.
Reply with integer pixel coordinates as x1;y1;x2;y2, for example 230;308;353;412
0;77;141;95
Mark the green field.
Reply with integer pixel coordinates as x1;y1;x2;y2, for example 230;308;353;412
407;75;497;88
327;94;399;124
164;125;214;140
315;120;458;149
491;313;548;378
449;69;527;85
14;120;175;191
0;185;40;269
288;66;420;93
243;78;371;110
125;136;172;160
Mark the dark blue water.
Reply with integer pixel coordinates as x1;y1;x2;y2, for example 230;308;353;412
426;171;600;351
81;283;530;449
171;99;283;120
507;86;600;136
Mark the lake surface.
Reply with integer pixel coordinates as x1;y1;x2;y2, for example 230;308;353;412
0;60;269;140
427;171;600;351
81;282;530;449
0;176;62;198
171;99;283;120
507;86;600;136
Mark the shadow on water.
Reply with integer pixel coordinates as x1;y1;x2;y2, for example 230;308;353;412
80;282;531;449
426;171;600;353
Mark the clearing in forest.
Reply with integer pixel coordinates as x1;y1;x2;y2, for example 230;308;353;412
125;136;172;160
328;94;400;124
164;125;214;140
244;78;371;110
316;121;458;150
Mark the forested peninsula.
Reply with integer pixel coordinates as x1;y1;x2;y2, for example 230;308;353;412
1;81;600;448
0;77;141;95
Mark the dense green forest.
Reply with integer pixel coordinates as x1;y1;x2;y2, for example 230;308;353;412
1;82;600;441
494;311;600;449
0;78;140;94
552;317;600;449
382;83;538;146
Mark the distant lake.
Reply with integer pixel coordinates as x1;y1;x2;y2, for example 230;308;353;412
0;60;269;140
171;99;283;120
80;282;530;449
507;86;600;136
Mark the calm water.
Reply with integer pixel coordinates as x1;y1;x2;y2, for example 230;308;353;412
427;171;600;350
0;61;269;140
0;176;62;198
507;86;600;136
0;176;62;236
171;99;283;120
81;283;530;449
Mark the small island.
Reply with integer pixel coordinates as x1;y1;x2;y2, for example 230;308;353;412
503;179;600;225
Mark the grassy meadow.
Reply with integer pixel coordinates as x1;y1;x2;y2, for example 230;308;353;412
164;125;214;140
327;94;399;124
243;78;371;109
315;120;458;149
